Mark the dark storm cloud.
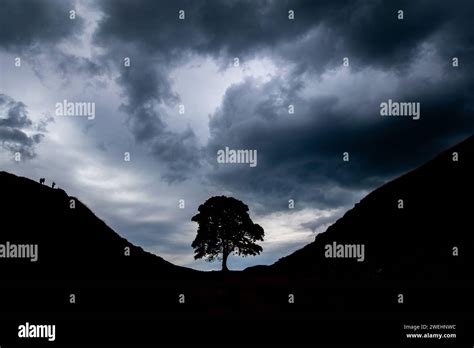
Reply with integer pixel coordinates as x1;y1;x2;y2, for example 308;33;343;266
205;64;474;213
3;0;470;191
92;0;474;185
91;0;333;181
279;0;474;72
0;0;104;88
94;0;306;60
0;94;45;159
113;54;201;183
0;0;83;50
94;0;474;70
0;96;32;128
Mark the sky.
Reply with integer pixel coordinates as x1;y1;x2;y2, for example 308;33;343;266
0;0;473;270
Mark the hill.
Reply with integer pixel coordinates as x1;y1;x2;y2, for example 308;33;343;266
0;171;194;281
259;135;473;285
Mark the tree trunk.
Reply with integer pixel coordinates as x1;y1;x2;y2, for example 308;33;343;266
222;251;229;272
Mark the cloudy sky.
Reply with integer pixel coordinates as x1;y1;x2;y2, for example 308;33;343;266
1;0;473;270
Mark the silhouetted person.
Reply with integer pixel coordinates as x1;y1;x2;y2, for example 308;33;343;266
39;178;45;184
191;196;264;271
52;182;56;189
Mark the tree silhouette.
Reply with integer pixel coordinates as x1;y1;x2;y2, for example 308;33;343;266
191;196;264;271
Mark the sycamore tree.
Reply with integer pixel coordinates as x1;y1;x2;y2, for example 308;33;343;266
191;196;264;271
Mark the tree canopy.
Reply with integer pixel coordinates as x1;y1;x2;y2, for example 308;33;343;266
191;196;264;271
